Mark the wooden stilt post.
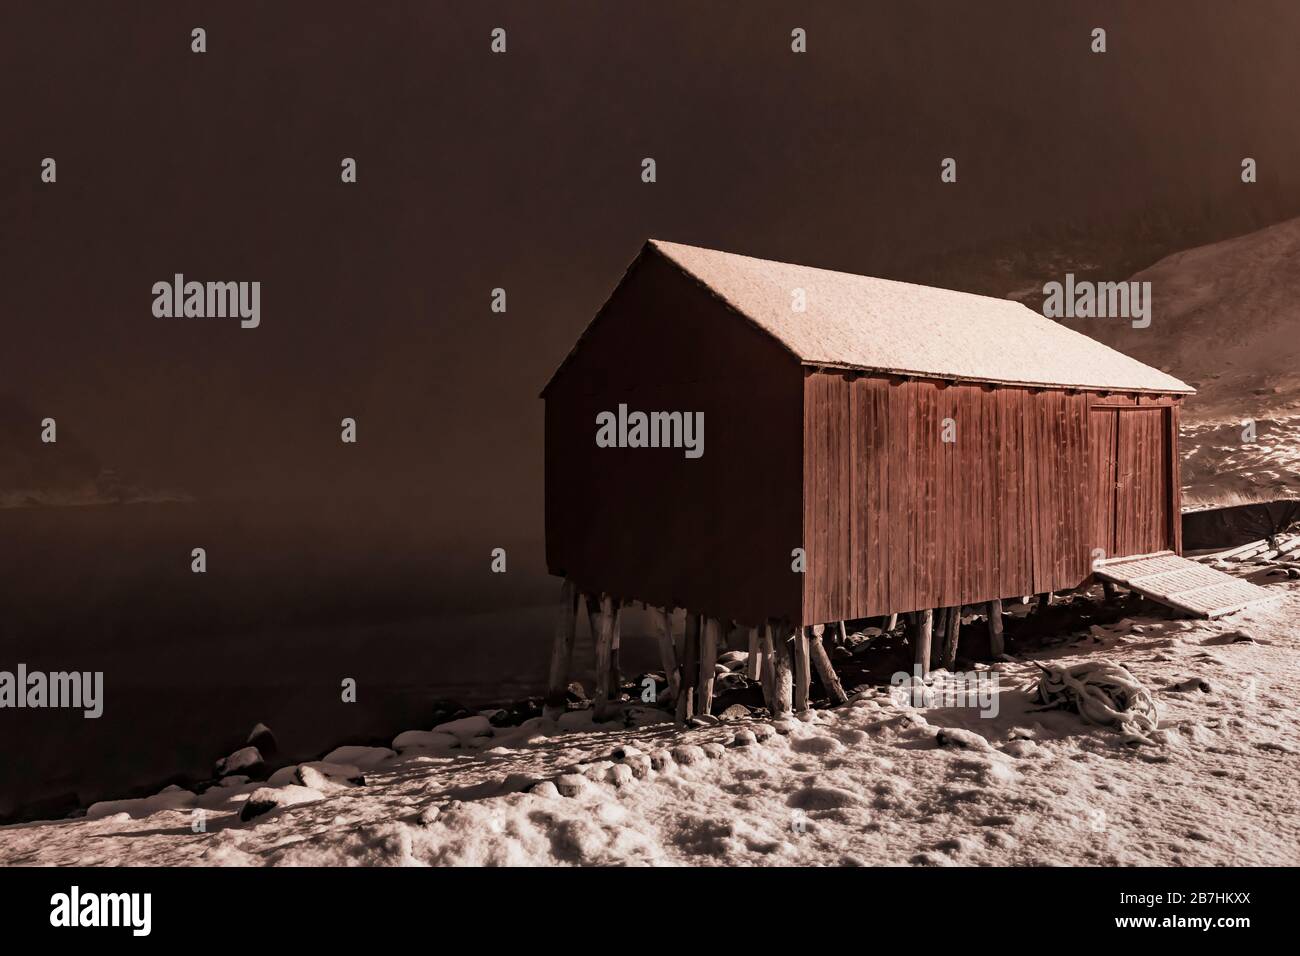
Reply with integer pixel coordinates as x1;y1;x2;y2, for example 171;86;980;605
886;613;898;632
697;616;720;716
809;623;848;704
933;607;949;670
649;606;679;704
676;612;700;724
760;621;777;709
609;603;623;694
941;605;960;670
1037;591;1053;609
544;579;579;719
769;619;795;717
1101;581;1117;603
746;626;762;679
592;593;618;722
793;626;811;711
987;599;1004;657
915;609;934;678
835;620;848;647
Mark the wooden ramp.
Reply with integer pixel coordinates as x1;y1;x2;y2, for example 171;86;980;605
1096;551;1277;618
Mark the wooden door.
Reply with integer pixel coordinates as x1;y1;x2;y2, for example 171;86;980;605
1090;405;1171;559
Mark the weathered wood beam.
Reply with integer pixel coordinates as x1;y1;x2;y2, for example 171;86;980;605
886;613;898;632
809;623;848;704
793;627;811;711
609;603;624;694
676;612;700;724
746;626;762;680
759;621;777;709
915;609;934;678
769;619;794;717
933;606;949;670
591;593;619;722
941;605;960;670
697;616;720;717
649;606;679;703
543;578;579;719
835;620;848;647
987;598;1004;657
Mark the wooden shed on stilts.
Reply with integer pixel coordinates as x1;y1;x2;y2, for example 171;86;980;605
539;239;1202;721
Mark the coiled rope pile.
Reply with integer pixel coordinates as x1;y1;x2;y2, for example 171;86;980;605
1028;661;1160;745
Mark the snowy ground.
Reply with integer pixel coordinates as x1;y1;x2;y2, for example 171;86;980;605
3;582;1298;867
1182;414;1300;511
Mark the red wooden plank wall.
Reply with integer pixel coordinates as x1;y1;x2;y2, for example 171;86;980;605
802;372;1095;624
1088;407;1119;556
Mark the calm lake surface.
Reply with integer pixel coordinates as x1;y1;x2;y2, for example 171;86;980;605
0;501;643;820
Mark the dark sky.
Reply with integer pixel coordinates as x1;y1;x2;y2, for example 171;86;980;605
4;0;1300;552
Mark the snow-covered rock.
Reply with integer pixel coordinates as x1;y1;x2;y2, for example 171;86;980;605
86;785;196;821
239;785;323;822
392;730;459;752
556;710;594;731
214;746;263;777
320;746;394;769
246;722;278;757
431;715;493;741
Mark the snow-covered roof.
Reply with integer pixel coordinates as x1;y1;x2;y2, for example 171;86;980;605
650;239;1194;394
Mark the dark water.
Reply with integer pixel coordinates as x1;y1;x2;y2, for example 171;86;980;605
0;501;644;820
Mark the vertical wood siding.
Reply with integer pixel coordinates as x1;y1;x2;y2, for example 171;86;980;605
1087;397;1176;561
801;372;1177;625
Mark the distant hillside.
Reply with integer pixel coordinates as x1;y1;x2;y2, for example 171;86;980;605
1060;216;1300;425
1036;217;1300;510
0;394;99;507
0;394;189;508
910;199;1300;321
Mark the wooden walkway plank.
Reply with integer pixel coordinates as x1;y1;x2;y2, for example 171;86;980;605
1095;550;1275;619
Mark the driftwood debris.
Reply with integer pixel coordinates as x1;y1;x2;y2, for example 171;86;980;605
809;624;849;704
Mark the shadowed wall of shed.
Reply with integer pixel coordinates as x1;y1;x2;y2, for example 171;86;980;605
802;372;1096;623
544;247;804;625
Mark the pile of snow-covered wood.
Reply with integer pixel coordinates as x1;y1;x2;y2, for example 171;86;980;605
1192;533;1300;581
